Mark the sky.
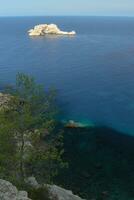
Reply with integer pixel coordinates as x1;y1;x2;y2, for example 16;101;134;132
0;0;134;16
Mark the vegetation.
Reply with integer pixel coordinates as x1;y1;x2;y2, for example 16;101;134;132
0;73;65;185
27;186;52;200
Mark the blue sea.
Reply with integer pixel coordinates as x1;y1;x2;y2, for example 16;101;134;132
0;16;134;134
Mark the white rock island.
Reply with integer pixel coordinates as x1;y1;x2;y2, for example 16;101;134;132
28;24;76;36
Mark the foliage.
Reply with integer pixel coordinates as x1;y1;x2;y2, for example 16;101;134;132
27;186;52;200
0;73;65;185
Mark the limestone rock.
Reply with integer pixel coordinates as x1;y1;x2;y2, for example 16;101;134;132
28;24;76;36
0;179;31;200
25;177;85;200
49;185;84;200
65;120;92;128
0;93;10;109
25;177;40;189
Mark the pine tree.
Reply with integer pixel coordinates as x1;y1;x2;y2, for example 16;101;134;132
0;73;65;184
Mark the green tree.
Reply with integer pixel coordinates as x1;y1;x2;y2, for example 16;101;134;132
0;73;65;184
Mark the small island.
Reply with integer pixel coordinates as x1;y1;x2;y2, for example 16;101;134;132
28;24;76;36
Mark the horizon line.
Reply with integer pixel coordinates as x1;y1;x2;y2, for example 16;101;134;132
0;15;134;18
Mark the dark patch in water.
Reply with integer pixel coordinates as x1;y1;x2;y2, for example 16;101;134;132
56;126;134;200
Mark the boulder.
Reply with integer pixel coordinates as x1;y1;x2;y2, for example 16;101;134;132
49;185;84;200
28;24;76;36
0;179;31;200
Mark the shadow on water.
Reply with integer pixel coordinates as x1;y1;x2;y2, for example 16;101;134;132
56;125;134;200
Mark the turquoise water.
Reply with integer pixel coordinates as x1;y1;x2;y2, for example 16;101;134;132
0;16;134;134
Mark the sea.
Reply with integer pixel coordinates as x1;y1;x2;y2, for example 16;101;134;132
0;16;134;135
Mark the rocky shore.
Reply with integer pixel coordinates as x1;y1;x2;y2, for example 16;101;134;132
28;24;76;36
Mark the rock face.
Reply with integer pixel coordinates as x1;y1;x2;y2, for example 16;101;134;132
0;179;31;200
49;185;84;200
28;24;76;36
0;93;10;109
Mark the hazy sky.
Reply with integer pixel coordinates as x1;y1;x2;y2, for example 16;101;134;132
0;0;134;16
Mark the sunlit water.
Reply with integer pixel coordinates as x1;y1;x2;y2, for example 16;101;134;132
0;16;134;134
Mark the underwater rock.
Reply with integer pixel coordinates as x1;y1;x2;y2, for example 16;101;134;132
28;24;76;36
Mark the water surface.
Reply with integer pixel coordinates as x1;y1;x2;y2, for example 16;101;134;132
0;16;134;134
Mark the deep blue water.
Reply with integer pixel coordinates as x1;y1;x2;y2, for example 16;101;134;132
0;16;134;134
